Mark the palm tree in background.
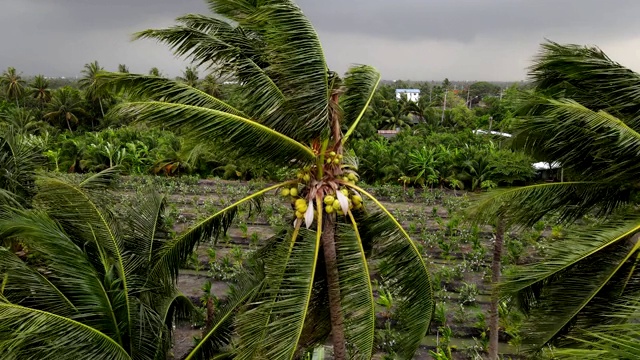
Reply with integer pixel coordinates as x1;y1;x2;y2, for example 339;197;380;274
0;170;221;360
148;67;162;77
0;67;25;106
44;87;87;132
200;74;221;98
79;61;108;118
0;129;41;206
98;0;433;358
178;66;199;87
29;74;51;109
469;42;640;353
118;64;130;73
0;107;45;135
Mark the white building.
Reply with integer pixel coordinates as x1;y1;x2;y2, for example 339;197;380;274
395;89;420;102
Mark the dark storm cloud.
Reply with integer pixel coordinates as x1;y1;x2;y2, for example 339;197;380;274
296;0;640;43
2;0;640;80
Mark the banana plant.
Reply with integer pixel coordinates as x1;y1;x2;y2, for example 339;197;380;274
98;1;433;359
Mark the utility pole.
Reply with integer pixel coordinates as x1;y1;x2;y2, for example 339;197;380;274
441;89;448;124
466;85;471;108
499;89;504;101
429;87;432;104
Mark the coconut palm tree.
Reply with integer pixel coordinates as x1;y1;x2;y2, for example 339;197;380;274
178;66;199;87
79;60;109;118
469;41;640;353
0;107;46;135
44;87;87;132
118;64;130;73
148;67;162;77
0;67;25;106
0;170;245;359
200;74;221;98
99;1;433;358
0;129;40;206
29;74;51;109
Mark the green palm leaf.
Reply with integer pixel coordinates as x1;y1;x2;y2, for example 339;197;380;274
342;65;381;144
333;214;375;359
235;219;321;359
553;301;640;359
0;302;130;360
467;182;630;227
134;2;329;141
234;226;301;360
0;209;124;342
111;102;315;166
502;216;640;349
210;0;329;139
531;41;640;124
348;184;434;358
97;72;244;115
184;258;266;360
149;181;294;282
515;97;640;183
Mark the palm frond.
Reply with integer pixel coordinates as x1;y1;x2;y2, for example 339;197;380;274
235;220;321;359
0;302;130;360
467;182;630;227
209;0;329;140
134;16;288;129
502;216;640;348
183;259;266;360
33;172;133;350
111;102;316;166
530;41;640;127
0;209;124;341
514;96;640;183
553;300;640;359
234;225;301;360
122;191;170;277
0;189;19;207
98;72;244;116
341;65;381;144
0;246;77;316
149;181;293;282
331;213;375;359
348;184;434;358
135;5;328;142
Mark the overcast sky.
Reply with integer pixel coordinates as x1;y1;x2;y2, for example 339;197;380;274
3;0;640;81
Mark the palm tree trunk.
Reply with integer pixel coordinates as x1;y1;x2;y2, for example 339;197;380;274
488;218;505;360
99;98;105;118
66;117;73;134
322;213;347;360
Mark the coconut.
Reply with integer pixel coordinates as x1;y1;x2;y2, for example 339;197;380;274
289;187;299;197
280;188;290;197
323;195;335;205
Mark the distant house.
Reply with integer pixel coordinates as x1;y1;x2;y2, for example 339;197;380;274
377;129;399;139
395;89;420;102
472;129;513;138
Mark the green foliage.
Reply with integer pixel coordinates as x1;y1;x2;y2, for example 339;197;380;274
469;41;640;353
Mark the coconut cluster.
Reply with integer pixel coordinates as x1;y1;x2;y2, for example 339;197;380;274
276;149;366;228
